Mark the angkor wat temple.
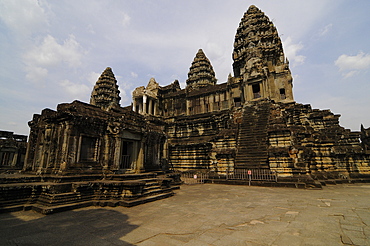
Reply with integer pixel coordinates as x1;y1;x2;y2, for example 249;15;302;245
1;5;370;214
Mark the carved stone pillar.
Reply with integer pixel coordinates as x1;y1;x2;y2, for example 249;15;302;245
132;98;136;112
153;101;157;116
143;95;147;114
186;99;190;115
135;140;145;173
148;98;153;115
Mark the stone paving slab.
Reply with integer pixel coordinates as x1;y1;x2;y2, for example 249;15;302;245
0;183;369;245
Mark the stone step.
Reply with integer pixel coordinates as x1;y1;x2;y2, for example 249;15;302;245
0;198;30;207
120;191;174;207
31;201;93;215
37;193;94;206
143;187;173;197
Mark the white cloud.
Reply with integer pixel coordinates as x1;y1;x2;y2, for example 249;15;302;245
25;34;83;67
335;52;370;70
87;24;95;34
318;23;333;36
121;12;131;27
131;72;138;78
88;72;101;85
282;37;305;67
59;80;90;99
23;34;85;83
0;0;49;36
343;70;358;79
335;52;370;78
25;66;48;85
205;42;224;61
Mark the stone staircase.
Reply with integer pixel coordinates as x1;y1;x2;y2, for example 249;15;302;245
235;101;271;169
0;172;181;214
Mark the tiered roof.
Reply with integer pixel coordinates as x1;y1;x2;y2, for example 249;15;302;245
186;49;217;90
233;5;286;77
90;67;121;110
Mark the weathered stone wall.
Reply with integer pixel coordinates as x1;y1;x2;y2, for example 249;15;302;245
0;131;27;172
166;111;236;172
24;101;166;175
266;102;370;178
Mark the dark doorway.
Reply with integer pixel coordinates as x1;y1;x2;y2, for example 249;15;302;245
121;141;133;169
80;136;97;162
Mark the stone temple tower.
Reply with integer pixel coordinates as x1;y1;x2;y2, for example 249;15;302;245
186;49;217;91
90;67;121;110
233;5;294;103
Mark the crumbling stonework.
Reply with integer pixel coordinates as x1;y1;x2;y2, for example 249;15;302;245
0;68;179;214
6;5;370;190
90;67;121;111
127;5;370;180
0;131;27;172
186;49;217;91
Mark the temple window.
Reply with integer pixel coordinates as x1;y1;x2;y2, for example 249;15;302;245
252;84;261;99
234;97;241;107
280;88;286;100
79;136;98;162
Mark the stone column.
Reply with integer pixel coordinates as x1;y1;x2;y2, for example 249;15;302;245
143;95;147;114
113;137;121;170
186;99;190;115
153;101;157;116
132;98;136;112
200;97;205;113
148;97;153;115
135;140;145;173
103;135;110;170
139;100;142;114
209;95;214;112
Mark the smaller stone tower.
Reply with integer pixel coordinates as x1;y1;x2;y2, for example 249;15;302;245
90;67;121;110
186;49;217;91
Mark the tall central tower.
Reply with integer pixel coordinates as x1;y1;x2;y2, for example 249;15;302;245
233;5;294;103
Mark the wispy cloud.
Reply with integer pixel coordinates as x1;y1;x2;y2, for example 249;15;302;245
87;72;101;85
0;0;49;37
130;72;138;78
282;37;305;67
335;52;370;78
121;12;131;27
318;23;333;36
23;34;85;83
59;79;90;100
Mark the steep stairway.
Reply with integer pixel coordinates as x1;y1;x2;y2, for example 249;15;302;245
235;101;271;169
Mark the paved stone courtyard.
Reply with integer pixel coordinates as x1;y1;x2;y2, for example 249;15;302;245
0;183;369;245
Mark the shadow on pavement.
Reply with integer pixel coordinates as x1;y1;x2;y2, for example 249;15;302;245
0;208;137;245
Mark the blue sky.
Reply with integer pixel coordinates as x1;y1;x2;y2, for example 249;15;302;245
1;0;369;135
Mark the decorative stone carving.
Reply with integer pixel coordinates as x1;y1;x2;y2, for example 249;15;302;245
233;5;293;103
186;49;217;91
90;67;121;111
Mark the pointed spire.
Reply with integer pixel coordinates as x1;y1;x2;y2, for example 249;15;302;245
232;5;285;77
186;49;217;90
90;67;121;110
